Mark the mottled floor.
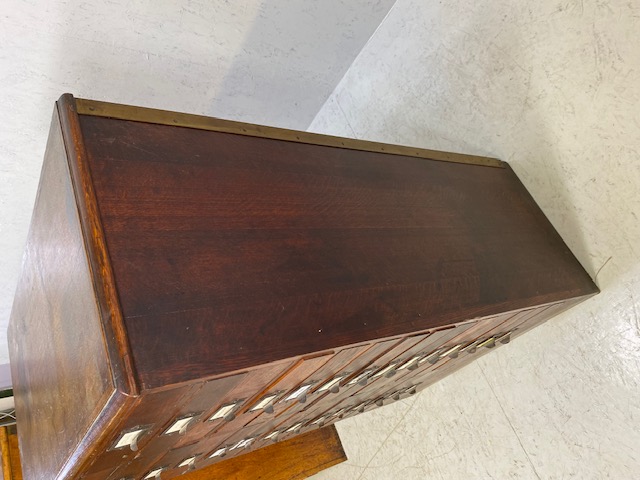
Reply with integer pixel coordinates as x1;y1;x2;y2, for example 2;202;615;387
308;0;640;478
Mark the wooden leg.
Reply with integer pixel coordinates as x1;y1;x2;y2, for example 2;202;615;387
0;426;23;480
176;426;346;480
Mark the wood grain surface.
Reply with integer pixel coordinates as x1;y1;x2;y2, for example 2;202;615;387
75;97;504;168
0;426;23;480
8;95;598;479
175;425;345;480
57;94;137;396
0;424;344;480
0;426;11;480
7;110;114;480
78;113;597;389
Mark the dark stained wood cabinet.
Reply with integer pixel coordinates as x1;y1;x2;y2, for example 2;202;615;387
0;424;346;480
8;95;598;479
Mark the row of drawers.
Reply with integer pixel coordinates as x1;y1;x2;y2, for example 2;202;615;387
83;303;561;480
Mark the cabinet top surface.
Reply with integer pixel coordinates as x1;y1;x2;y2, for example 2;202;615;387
72;98;597;389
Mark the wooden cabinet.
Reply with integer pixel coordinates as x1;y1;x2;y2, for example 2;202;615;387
8;95;598;479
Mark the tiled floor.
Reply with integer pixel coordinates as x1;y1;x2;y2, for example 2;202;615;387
308;0;640;478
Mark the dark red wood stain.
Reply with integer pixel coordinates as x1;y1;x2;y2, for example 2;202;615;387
79;115;597;388
9;96;597;479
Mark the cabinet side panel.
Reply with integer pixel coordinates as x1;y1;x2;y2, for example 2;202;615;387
7;111;115;479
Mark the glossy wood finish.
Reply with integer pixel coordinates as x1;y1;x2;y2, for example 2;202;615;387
3;425;344;480
8;95;598;479
175;425;345;480
0;427;10;480
7;110;115;480
58;95;137;397
0;426;24;480
0;424;344;480
80;109;596;389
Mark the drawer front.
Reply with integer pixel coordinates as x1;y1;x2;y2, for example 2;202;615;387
86;386;193;476
203;352;335;448
97;361;293;479
85;304;574;478
216;346;371;455
291;324;479;431
108;372;249;479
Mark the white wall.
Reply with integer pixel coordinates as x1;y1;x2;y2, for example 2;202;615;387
0;0;396;364
309;0;640;478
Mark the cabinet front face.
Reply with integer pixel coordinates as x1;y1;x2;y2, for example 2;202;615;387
79;302;589;479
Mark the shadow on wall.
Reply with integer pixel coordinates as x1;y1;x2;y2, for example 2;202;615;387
49;0;396;130
207;0;397;129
